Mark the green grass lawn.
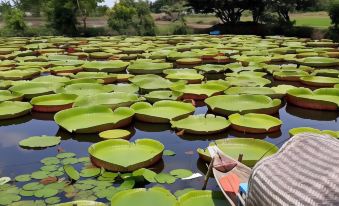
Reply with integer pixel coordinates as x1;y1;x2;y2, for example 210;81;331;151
293;17;331;28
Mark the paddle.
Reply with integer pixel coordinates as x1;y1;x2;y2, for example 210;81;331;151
219;172;240;193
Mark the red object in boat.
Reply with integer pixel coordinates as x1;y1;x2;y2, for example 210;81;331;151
219;172;240;193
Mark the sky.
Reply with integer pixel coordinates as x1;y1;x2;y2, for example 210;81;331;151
100;0;115;7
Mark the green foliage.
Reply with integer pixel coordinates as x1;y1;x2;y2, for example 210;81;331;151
151;0;175;13
43;0;78;36
107;0;156;36
3;8;26;31
173;20;192;35
328;0;339;28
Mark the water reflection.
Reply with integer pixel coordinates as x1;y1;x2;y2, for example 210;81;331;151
0;114;32;126
134;121;171;132
286;104;338;121
31;111;55;121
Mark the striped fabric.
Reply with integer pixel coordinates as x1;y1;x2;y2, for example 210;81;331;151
246;133;339;206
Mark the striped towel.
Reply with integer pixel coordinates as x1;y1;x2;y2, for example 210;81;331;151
246;133;339;206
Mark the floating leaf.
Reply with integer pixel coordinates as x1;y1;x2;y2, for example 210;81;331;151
15;174;31;182
34;188;58;198
0;194;21;205
80;168;101;178
31;171;50;180
163;150;176;156
48;170;64;177
74;183;95;190
56;152;76;159
19;136;61;148
45;196;61;204
0;177;11;185
101;172;118;179
118;179;135;190
170;169;193;178
19;189;34;197
45;182;66;190
155;173;176;184
64;165;80;181
174;188;195;198
40;165;58;172
132;168;157;183
78;157;90;163
41;157;60;165
61;157;78;165
22;182;43;191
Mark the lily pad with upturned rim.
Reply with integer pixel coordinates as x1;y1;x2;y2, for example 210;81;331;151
297;57;339;67
229;113;282;133
164;69;204;83
0;101;32;120
56;200;106;206
30;93;78;112
9;82;63;99
0;90;23;102
82;60;129;73
171;83;228;100
19;135;61;148
225;76;271;87
286;87;339;110
131;100;195;123
300;76;339;87
127;61;173;74
197;138;278;167
178;190;225;206
89;139;164;172
144;91;183;103
171;114;231;135
56;83;114;96
205;95;281;116
194;64;228;73
54;106;135;133
73;92;143;109
110;187;177;206
99;129;131;140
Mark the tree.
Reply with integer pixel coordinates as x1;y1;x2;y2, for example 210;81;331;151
150;0;175;13
76;0;103;31
3;8;26;31
187;0;251;24
250;0;269;23
270;0;316;24
328;0;339;28
43;0;78;36
107;0;156;36
160;0;190;21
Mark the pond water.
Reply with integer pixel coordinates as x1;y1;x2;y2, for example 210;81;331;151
0;80;338;204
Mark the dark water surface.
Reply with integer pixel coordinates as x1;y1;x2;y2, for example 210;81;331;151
0;94;338;203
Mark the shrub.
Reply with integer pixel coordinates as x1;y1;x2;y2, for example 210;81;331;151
328;0;339;28
172;20;192;35
3;8;26;32
107;0;156;36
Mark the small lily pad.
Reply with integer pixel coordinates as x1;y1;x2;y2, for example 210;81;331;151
80;168;101;178
174;188;195;197
41;157;60;165
99;129;131;140
163;150;176;156
34;188;58;198
19;189;34;197
132;168;157;183
22;182;43;191
155;173;176;184
118;179;135;190
19;136;61;148
61;157;78;165
170;169;193;178
45;196;61;204
64;165;80;181
31;171;50;180
56;152;76;159
40;165;59;172
15;174;31;182
0;194;21;205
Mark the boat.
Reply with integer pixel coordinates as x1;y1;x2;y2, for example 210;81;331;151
207;146;251;206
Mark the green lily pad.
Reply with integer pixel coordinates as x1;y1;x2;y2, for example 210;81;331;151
31;171;50;180
15;174;31;182
41;157;60;165
0;101;32;120
178;190;225;206
170;169;193;178
132;168;157;183
80;168;101;178
19;135;61;148
154;173;176;184
83;60;129;73
171;114;231;135
99;129;131;140
34;188;58;198
64;165;80;181
45;197;61;204
144;91;182;103
0;194;21;205
22;182;44;191
56;152;76;159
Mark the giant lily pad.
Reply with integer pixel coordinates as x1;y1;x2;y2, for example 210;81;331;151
129;74;176;92
0;69;40;80
131;100;195;123
83;61;129;73
30;93;78;112
89;139;164;172
194;64;228;73
229;113;282;133
178;190;225;206
74;92;143;109
171;114;230;135
273;70;309;81
0;90;23;102
49;65;82;74
171;83;228;100
286;88;339;110
54;106;135;133
99;129;131;140
9;82;63;99
164;69;204;83
225;86;293;99
144;91;182;103
19;135;61;148
300;76;339;87
225;76;271;87
297;57;339;67
197;138;278;167
56;200;106;206
56;83;113;96
205;95;281;115
289;127;339;138
312;69;339;78
112;84;139;93
0;101;32;120
128;61;173;74
70;72;117;84
110;187;177;206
